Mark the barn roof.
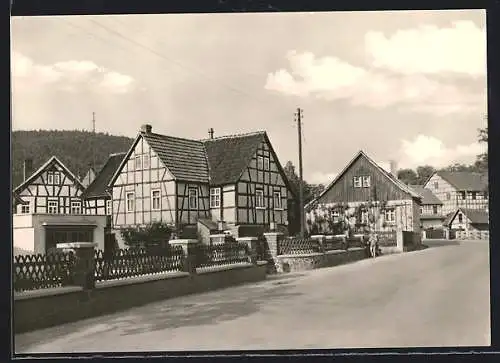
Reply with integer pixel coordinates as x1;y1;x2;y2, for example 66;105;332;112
434;171;488;191
408;185;443;205
308;150;421;208
202;131;266;185
82;152;127;199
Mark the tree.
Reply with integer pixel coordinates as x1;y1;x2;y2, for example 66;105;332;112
397;168;418;185
415;165;435;184
475;125;488;172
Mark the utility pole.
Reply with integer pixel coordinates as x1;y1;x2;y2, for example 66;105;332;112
92;112;96;176
295;107;305;237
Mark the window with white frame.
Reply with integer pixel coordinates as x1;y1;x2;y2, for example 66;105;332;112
71;201;82;214
21;205;30;214
143;154;150;169
460;191;466;200
420;206;424;214
471;192;477;200
188;188;198;209
47;200;59;214
210;188;221;208
151;189;161;210
434;181;439;190
126;192;135;212
353;176;362;188
54;172;61;185
106;200;112;215
362;175;371;188
432;205;438;214
47;172;54;184
263;157;270;171
384;208;395;223
361;210;369;224
446;192;451;200
256;189;264;208
458;213;463;223
135;155;142;170
257;156;264;170
273;191;282;209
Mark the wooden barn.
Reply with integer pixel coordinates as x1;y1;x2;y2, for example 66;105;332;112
423;171;489;216
107;124;293;240
306;150;422;237
13;156;86;215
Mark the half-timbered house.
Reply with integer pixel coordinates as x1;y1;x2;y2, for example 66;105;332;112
107;125;293;240
443;208;489;232
409;185;444;229
306;150;422;235
423;171;489;216
13;156;86;215
12;157;107;254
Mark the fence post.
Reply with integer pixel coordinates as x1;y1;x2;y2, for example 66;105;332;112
236;237;258;264
169;239;198;274
310;235;326;253
263;232;284;258
57;242;97;290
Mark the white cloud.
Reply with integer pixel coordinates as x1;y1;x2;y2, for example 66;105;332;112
308;171;338;185
398;134;486;169
365;21;486;77
265;22;486;114
265;51;483;114
11;51;135;94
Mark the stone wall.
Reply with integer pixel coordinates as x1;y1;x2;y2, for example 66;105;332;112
274;248;366;273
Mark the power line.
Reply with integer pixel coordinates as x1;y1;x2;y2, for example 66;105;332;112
85;18;269;103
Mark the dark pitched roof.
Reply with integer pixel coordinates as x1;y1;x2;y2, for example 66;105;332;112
82;152;126;199
443;212;455;226
436;171;488;191
409;185;443;205
202;131;266;185
142;132;209;183
459;208;489;224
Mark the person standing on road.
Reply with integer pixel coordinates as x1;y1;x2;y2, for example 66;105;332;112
368;229;379;258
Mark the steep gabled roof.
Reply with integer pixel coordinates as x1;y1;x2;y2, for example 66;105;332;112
13;156;85;194
142;132;209;183
201;131;266;185
409;185;443;205
82;152;127;199
430;171;488;191
444;208;490;227
308;150;420;208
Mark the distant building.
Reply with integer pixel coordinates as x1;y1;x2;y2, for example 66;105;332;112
408;185;444;229
423;171;489;216
443;208;489;233
81;166;96;188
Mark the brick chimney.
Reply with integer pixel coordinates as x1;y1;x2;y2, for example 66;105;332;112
23;159;33;181
208;128;214;139
140;124;152;134
389;160;398;177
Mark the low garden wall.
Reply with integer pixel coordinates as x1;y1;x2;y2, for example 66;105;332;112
275;248;366;273
13;240;268;334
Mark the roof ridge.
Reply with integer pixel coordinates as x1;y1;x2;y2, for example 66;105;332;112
142;131;202;144
200;130;266;142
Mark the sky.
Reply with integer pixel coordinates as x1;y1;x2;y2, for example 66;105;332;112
11;10;487;185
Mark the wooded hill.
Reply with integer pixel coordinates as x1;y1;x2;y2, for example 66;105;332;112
12;130;134;188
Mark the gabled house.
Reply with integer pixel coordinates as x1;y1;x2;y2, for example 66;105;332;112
12;156;107;254
409;185;444;229
306;150;422;235
13;156;86;215
82;152;127;216
423;171;489;216
107;125;293;240
443;208;489;232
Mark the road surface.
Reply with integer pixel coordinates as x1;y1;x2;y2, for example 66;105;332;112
15;240;490;353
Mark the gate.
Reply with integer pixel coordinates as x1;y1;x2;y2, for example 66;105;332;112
425;228;445;239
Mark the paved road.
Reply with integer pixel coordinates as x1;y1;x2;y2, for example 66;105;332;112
15;240;490;353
